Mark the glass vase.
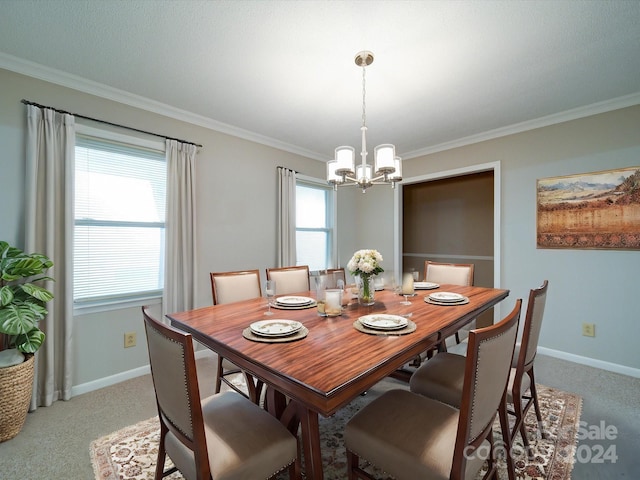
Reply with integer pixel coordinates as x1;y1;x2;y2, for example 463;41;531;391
357;275;375;306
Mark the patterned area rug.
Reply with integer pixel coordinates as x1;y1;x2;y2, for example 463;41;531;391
90;382;581;480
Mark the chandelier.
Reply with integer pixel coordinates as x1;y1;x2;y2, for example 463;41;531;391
327;51;402;193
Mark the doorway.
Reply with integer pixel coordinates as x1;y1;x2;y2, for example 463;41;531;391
394;162;500;327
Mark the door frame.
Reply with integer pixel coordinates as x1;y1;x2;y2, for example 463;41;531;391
393;161;502;318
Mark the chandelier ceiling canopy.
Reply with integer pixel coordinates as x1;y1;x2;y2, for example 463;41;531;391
327;51;402;193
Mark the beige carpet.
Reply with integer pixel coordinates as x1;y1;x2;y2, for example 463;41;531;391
90;382;581;480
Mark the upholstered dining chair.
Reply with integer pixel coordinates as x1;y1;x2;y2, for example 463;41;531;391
345;300;522;480
266;265;310;295
409;281;548;480
209;269;263;403
142;307;300;480
310;267;346;289
424;260;475;351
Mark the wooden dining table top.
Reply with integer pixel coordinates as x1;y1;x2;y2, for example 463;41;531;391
167;284;510;417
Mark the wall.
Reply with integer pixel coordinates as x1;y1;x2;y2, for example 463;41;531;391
400;106;640;375
2;65;638;392
0;68;323;390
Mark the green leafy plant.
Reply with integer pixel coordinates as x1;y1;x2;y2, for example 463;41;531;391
0;240;53;354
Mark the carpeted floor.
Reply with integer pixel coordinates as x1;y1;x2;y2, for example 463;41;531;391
90;381;581;480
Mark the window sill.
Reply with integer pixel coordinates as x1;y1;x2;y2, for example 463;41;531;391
74;294;162;316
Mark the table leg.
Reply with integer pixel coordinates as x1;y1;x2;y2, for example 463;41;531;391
265;389;324;479
296;402;324;480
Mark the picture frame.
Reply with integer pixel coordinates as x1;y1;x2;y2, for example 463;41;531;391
536;167;640;250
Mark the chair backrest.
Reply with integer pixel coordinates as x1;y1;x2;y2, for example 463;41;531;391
424;260;474;286
312;268;346;289
210;269;262;305
142;307;210;475
516;280;549;370
266;265;310;295
451;299;521;477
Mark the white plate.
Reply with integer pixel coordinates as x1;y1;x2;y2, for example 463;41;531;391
275;296;314;306
359;314;408;330
250;319;303;337
414;282;439;290
428;292;466;303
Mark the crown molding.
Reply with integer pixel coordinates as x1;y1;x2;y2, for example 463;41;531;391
3;52;638;163
403;92;640;159
0;52;326;161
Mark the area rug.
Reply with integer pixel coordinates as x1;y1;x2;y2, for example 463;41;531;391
90;382;581;480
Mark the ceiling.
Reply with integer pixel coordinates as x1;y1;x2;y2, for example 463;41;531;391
2;1;639;161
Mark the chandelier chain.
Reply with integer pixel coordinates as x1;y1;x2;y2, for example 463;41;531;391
361;63;367;129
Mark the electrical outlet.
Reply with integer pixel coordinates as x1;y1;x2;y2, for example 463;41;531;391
124;332;137;348
582;323;595;337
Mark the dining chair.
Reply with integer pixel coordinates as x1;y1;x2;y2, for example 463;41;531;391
266;265;310;295
424;260;475;352
345;299;521;480
142;307;300;480
209;269;263;403
311;267;346;289
409;281;548;480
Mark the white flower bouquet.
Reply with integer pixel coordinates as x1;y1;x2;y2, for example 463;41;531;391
347;249;384;305
347;249;384;277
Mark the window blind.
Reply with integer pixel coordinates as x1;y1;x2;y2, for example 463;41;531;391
74;135;166;303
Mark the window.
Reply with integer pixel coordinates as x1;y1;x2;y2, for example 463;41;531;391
74;131;166;307
295;178;336;271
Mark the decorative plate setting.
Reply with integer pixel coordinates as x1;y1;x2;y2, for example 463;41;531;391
275;296;314;306
359;314;408;330
428;292;466;303
249;319;303;337
414;282;439;290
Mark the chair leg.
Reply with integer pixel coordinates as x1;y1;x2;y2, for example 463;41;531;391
155;423;168;480
528;370;546;439
346;450;358;480
454;331;461;344
215;355;224;394
287;454;301;480
498;397;516;480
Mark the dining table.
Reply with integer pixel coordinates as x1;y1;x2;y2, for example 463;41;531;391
167;283;509;480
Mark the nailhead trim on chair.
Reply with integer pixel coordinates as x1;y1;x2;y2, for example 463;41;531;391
151;324;194;440
469;330;509;443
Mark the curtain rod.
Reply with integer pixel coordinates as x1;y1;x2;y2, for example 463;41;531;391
21;99;203;148
277;166;299;173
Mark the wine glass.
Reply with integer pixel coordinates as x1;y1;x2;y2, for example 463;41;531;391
412;270;420;282
264;280;276;316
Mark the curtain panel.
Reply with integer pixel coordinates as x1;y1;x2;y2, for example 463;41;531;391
277;167;297;267
25;105;75;409
163;140;198;318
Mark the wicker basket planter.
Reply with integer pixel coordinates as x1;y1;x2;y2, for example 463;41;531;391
0;354;35;442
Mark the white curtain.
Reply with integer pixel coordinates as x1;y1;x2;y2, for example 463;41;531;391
163;140;198;317
277;167;297;267
25;105;75;409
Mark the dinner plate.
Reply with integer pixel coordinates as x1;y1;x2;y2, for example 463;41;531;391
428;292;466;303
275;296;314;306
414;282;439;290
249;319;303;337
359;314;408;330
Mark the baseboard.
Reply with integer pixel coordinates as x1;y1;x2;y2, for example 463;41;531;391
538;346;640;379
71;349;216;397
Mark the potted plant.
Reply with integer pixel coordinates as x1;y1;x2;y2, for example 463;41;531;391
0;240;53;442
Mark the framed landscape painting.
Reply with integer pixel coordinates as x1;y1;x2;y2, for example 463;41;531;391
537;167;640;249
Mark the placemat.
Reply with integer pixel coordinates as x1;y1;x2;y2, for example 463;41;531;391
242;326;309;343
424;296;470;306
353;319;417;335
